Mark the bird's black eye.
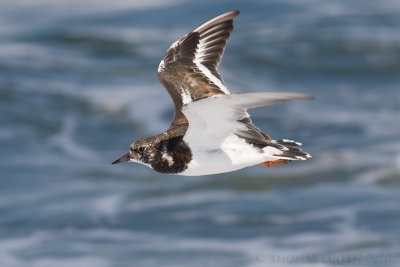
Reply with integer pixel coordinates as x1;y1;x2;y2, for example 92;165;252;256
138;147;145;153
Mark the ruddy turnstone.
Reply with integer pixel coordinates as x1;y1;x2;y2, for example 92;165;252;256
112;10;313;176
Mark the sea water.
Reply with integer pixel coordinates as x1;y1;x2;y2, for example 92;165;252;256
0;0;399;266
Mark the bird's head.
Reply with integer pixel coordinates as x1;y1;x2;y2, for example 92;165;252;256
112;137;159;167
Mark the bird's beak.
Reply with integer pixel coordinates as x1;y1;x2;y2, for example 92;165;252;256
112;152;131;165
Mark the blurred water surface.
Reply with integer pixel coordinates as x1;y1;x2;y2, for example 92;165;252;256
0;0;400;266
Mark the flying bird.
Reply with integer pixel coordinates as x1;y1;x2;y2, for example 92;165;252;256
113;10;313;176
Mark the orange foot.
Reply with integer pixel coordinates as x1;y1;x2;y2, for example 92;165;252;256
259;159;290;168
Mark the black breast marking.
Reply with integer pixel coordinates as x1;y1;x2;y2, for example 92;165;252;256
151;136;192;174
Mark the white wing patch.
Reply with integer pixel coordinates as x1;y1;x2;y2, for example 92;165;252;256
193;58;229;94
180;87;193;105
158;60;165;73
193;41;229;94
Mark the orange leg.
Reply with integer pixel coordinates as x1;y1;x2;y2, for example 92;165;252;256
259;159;289;168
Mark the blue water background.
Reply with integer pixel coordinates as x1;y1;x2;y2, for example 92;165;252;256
0;0;400;266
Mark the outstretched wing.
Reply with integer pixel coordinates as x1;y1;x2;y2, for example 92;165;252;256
158;10;240;126
182;93;314;150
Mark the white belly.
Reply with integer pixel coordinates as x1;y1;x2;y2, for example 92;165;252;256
180;134;280;176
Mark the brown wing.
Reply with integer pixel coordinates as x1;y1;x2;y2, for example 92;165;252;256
157;10;240;126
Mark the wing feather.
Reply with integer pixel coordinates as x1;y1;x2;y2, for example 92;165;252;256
157;10;240;126
182;93;313;150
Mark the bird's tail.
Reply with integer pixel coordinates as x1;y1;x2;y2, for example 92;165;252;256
260;139;311;167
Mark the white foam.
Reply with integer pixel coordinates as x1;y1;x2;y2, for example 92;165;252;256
90;194;123;217
47;115;96;161
125;190;236;212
